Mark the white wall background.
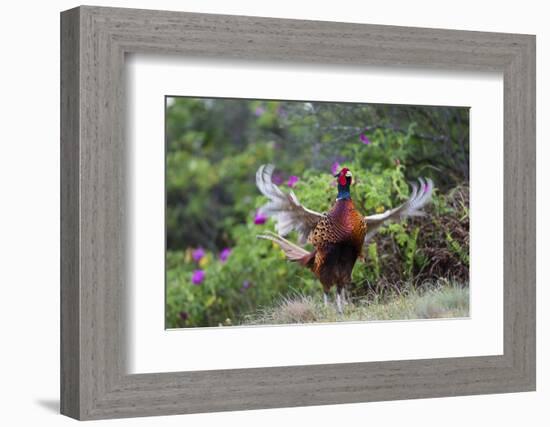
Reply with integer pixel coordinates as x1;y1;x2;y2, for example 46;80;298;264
0;0;546;425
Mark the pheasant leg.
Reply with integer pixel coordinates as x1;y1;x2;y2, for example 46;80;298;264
336;289;343;314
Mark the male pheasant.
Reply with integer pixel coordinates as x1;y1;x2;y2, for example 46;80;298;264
256;164;433;313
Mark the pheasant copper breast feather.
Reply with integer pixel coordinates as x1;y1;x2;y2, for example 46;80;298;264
256;164;433;314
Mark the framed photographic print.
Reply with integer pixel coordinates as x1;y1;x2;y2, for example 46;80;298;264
61;5;536;420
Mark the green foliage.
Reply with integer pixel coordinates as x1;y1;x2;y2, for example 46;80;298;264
166;221;322;328
365;243;380;282
165;98;470;328
446;231;470;266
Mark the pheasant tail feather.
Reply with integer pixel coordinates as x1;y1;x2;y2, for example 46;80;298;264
257;231;313;266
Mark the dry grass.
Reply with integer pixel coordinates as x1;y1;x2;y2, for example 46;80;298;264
242;280;469;325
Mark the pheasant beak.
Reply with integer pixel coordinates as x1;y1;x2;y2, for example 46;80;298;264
345;170;353;185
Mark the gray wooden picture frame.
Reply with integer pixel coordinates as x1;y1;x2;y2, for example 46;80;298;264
60;5;536;421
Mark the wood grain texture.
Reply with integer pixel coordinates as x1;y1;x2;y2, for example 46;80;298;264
60;5;536;420
60;7;80;419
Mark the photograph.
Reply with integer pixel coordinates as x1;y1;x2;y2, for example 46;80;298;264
49;3;538;422
165;97;470;328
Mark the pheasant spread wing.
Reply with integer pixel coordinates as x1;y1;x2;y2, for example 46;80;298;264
363;178;434;245
256;164;324;244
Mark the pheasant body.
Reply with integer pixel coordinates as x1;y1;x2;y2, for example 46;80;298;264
306;199;367;293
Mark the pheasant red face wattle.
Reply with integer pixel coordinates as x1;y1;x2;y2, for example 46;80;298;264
338;168;350;186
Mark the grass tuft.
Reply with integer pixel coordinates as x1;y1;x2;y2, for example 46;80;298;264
242;281;469;325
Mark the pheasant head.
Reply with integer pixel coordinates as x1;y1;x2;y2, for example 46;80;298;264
334;168;353;200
